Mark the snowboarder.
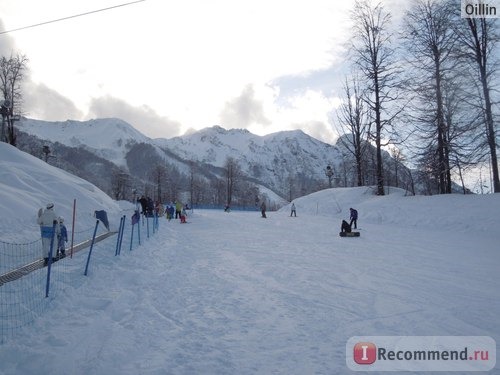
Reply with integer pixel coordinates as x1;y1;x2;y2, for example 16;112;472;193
57;217;68;259
37;203;60;265
349;208;358;229
341;219;351;233
260;201;267;218
290;202;296;217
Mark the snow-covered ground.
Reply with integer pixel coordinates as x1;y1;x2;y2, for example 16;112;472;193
1;142;499;374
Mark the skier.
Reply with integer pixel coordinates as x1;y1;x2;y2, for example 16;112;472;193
37;203;60;265
349;207;358;229
290;202;296;217
57;217;68;259
341;219;351;233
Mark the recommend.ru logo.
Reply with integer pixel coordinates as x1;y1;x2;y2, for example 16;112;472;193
346;336;496;372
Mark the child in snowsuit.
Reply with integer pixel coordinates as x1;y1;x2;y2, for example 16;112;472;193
341;220;351;233
180;207;187;223
57;217;68;259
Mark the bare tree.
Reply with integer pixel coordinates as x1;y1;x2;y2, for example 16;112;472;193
151;164;167;201
458;16;500;193
224;157;242;206
336;75;371;186
111;169;130;200
402;0;463;194
0;53;28;146
350;0;398;195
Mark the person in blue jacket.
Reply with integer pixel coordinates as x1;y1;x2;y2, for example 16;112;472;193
349;207;358;229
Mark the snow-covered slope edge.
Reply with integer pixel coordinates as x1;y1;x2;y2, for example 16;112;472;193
280;186;500;234
0;142;125;242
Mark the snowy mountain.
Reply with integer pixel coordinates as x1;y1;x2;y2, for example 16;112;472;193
154;125;342;194
16;118;344;202
18;118;150;168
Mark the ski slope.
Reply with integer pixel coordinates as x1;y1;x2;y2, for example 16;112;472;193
0;185;499;374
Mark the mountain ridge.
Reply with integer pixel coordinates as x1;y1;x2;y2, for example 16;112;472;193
16;117;418;204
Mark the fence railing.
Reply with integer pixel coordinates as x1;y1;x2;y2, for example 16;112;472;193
0;212;160;344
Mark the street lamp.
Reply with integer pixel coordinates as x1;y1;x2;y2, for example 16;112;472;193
325;165;334;188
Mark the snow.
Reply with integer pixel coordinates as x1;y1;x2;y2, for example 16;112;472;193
1;142;499;374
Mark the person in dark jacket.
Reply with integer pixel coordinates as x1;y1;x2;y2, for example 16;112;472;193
349;208;358;229
341;220;351;233
260;202;267;218
57;217;68;259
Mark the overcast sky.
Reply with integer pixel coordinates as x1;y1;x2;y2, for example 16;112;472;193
0;0;411;142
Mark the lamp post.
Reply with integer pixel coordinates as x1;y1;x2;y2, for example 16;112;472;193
325;165;334;188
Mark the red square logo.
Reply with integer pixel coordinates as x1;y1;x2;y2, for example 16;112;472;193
353;342;377;364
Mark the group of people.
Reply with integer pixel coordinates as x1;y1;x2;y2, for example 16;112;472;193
37;203;68;266
37;200;357;264
137;196;189;224
287;202;357;232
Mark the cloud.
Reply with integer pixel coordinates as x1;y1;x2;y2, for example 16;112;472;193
219;84;271;129
86;96;182;139
22;81;84;120
290;120;338;145
0;21;17;56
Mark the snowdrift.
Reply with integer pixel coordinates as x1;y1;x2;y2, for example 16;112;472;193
0;142;126;241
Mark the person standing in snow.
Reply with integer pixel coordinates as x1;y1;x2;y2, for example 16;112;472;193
175;201;183;219
57;217;68;259
37;203;60;265
290;202;296;217
349;207;358;229
260;201;267;218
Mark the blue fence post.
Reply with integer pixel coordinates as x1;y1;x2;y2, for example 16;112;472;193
146;216;150;238
130;223;135;251
137;220;141;245
84;220;100;276
117;215;126;255
45;221;57;298
115;216;124;256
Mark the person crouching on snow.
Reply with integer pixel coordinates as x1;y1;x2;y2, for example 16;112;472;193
341;220;351;233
